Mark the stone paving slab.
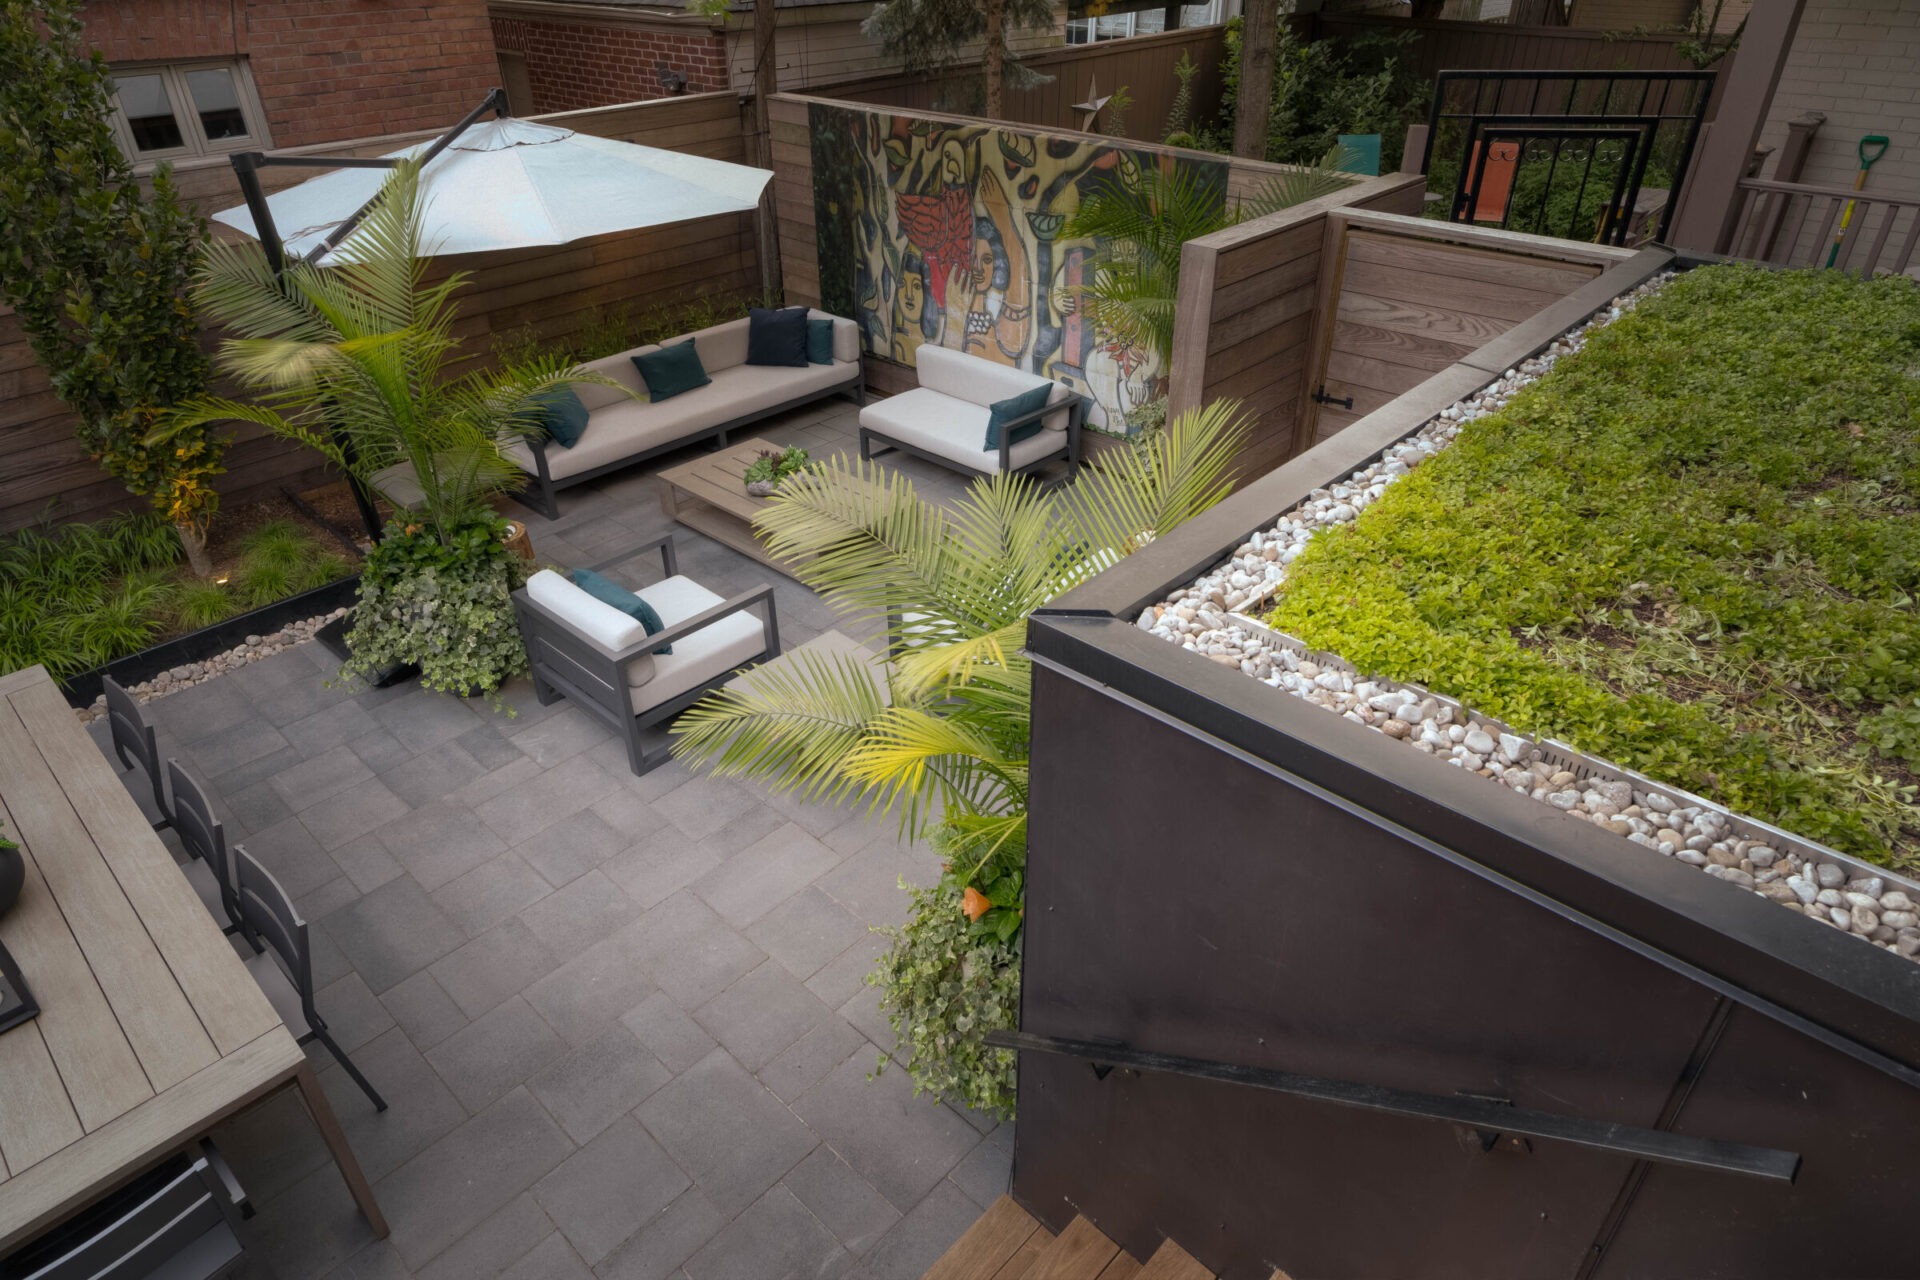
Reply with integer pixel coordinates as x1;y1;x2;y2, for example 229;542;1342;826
87;404;1008;1279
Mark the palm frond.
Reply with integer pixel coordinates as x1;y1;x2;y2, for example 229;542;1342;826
1057;399;1250;573
670;647;895;806
1236;146;1361;221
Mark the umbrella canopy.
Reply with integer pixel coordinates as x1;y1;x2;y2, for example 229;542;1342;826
213;117;772;263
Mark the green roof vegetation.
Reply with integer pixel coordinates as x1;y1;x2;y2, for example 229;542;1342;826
1269;264;1920;870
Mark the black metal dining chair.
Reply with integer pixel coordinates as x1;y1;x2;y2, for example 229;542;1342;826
164;761;245;941
231;844;388;1111
102;676;169;831
8;1141;248;1280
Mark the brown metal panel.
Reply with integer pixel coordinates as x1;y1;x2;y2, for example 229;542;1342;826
1017;662;1727;1280
1591;1003;1920;1279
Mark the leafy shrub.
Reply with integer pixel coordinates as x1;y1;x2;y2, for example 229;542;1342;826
0;514;180;678
233;520;354;609
1213;19;1428;170
167;579;235;633
1269;265;1920;868
0;512;362;679
343;517;529;699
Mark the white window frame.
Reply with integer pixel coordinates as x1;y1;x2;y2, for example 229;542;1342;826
108;59;272;165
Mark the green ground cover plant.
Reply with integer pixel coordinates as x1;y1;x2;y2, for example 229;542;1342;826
0;515;354;681
1268;265;1920;870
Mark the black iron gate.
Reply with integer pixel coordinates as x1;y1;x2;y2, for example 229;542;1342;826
1420;70;1714;245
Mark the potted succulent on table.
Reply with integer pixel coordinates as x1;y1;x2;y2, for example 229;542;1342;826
742;445;811;498
156;163;609;704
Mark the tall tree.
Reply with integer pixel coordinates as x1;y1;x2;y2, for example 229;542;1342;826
862;0;1055;118
0;0;223;574
1233;0;1281;159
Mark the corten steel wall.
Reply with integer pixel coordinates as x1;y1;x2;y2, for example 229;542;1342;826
81;0;502;148
0;93;756;533
490;9;729;113
1011;252;1920;1278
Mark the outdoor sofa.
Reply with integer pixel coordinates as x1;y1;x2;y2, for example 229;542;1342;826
508;310;864;518
857;345;1087;486
510;533;778;775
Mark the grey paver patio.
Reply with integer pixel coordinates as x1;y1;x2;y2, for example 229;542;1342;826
88;401;1004;1279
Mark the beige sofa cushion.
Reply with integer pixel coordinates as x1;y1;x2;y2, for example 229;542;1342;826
682;318;750;372
859;387;1069;475
911;346;1071;431
570;350;647;412
623;574;766;709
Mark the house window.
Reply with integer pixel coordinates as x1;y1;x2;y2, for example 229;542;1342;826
109;61;269;162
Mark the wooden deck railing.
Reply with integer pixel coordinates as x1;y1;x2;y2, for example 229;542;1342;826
1725;177;1920;278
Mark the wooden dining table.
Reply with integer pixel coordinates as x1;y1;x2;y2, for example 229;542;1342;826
0;665;387;1254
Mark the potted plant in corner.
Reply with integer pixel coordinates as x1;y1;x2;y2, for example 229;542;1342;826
155;162;611;703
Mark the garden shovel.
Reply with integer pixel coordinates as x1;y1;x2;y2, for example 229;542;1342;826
1825;133;1890;267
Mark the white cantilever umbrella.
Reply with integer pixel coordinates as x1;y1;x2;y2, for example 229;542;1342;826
213;116;772;264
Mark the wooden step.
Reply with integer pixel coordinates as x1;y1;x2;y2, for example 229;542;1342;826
1136;1238;1213;1280
1028;1216;1125;1280
924;1197;1055;1280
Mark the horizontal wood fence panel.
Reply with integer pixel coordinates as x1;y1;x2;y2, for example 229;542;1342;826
813;26;1227;146
1306;216;1611;451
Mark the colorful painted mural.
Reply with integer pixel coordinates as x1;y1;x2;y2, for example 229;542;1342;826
808;102;1230;431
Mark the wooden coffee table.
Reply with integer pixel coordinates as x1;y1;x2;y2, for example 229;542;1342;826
657;439;817;579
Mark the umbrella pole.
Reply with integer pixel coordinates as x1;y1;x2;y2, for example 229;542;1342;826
231;152;388;549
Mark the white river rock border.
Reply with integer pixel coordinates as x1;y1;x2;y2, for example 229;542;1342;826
73;607;351;724
1142;273;1920;964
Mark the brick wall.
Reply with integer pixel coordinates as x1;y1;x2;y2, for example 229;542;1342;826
491;14;728;114
1757;0;1920;197
80;1;502;148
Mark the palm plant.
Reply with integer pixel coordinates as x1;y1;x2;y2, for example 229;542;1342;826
156;161;592;537
670;399;1249;1116
152;162;608;697
1059;148;1357;376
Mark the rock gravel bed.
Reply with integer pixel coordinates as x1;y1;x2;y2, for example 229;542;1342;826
1141;272;1920;965
73;607;350;723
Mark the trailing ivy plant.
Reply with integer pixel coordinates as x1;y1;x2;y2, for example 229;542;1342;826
1268;265;1920;870
344;518;531;697
0;0;224;573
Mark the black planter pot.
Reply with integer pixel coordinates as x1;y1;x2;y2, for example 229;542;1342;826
0;843;22;917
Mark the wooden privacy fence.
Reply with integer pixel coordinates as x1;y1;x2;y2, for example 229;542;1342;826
1308;13;1729;93
815;25;1229;147
0;92;759;534
1168;204;1630;480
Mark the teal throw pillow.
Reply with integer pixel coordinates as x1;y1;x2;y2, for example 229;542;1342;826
533;387;590;449
806;318;835;365
571;568;673;655
983;382;1056;451
631;339;711;403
